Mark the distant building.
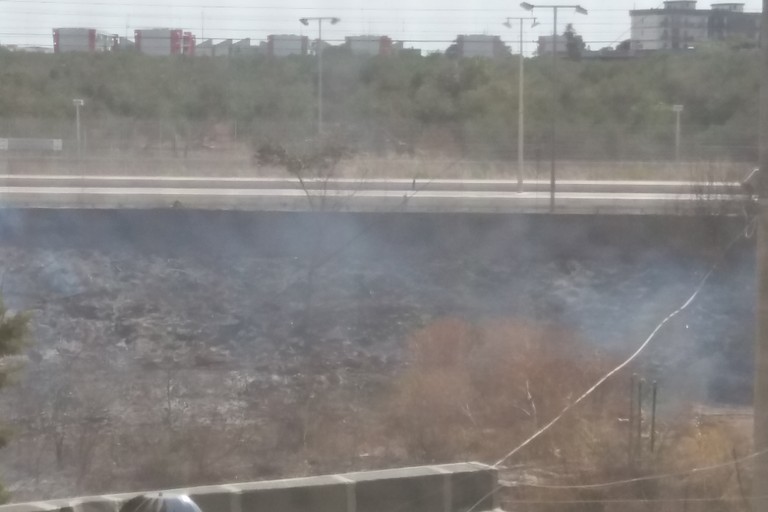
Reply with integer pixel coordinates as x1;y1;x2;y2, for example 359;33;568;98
196;39;214;57
709;3;760;43
134;28;190;56
215;39;233;57
630;1;760;52
53;28;117;53
454;35;509;59
536;35;569;56
345;36;402;56
196;38;260;57
182;32;196;56
117;37;135;51
267;35;309;57
231;38;261;57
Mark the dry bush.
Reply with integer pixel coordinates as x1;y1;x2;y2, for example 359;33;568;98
512;419;752;512
387;318;481;461
388;317;752;512
387;317;627;464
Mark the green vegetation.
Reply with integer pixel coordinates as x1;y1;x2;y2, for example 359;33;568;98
0;300;29;503
0;46;759;161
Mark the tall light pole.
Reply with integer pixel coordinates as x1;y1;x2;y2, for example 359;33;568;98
299;16;341;135
73;99;85;157
521;2;587;212
672;104;684;162
503;16;539;192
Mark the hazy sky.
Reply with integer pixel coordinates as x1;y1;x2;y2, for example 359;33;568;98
0;0;763;52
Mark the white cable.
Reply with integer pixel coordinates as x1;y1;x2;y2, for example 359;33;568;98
492;227;746;469
507;448;768;490
463;225;750;512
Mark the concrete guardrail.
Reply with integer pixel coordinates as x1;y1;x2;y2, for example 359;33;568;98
0;462;499;512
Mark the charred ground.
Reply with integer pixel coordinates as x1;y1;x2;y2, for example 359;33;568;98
0;210;754;500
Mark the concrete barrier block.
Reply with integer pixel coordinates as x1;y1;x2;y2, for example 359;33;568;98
97;493;143;510
0;503;61;512
235;476;350;512
346;466;447;512
101;490;229;512
63;496;121;512
167;485;240;512
0;463;498;512
437;463;498;512
97;493;140;502
33;499;71;512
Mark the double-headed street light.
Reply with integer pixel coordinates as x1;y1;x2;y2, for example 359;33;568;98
503;16;539;192
299;16;341;135
520;2;588;212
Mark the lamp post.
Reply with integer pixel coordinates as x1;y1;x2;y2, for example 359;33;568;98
672;104;684;163
503;17;539;192
299;16;341;135
520;2;587;212
73;99;85;157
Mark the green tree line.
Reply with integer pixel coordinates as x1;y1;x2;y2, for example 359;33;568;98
0;46;759;160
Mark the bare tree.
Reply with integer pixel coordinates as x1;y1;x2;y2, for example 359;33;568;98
256;140;353;333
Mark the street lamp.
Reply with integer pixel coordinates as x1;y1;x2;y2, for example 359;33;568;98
73;99;85;157
672;104;684;163
520;2;588;212
299;16;341;135
503;16;539;192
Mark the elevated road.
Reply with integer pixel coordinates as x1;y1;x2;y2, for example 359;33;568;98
0;175;752;216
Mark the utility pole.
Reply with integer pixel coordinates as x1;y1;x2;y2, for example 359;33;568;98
519;20;526;192
520;2;588;212
299;17;341;135
504;17;538;192
73;99;84;157
318;19;324;134
673;104;684;163
754;1;768;510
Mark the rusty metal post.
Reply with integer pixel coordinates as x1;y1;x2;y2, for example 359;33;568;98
628;373;636;468
650;381;658;453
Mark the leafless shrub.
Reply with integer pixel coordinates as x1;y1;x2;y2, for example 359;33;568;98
386;317;626;463
387;317;751;512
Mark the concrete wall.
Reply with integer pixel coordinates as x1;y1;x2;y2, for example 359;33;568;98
0;463;499;512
